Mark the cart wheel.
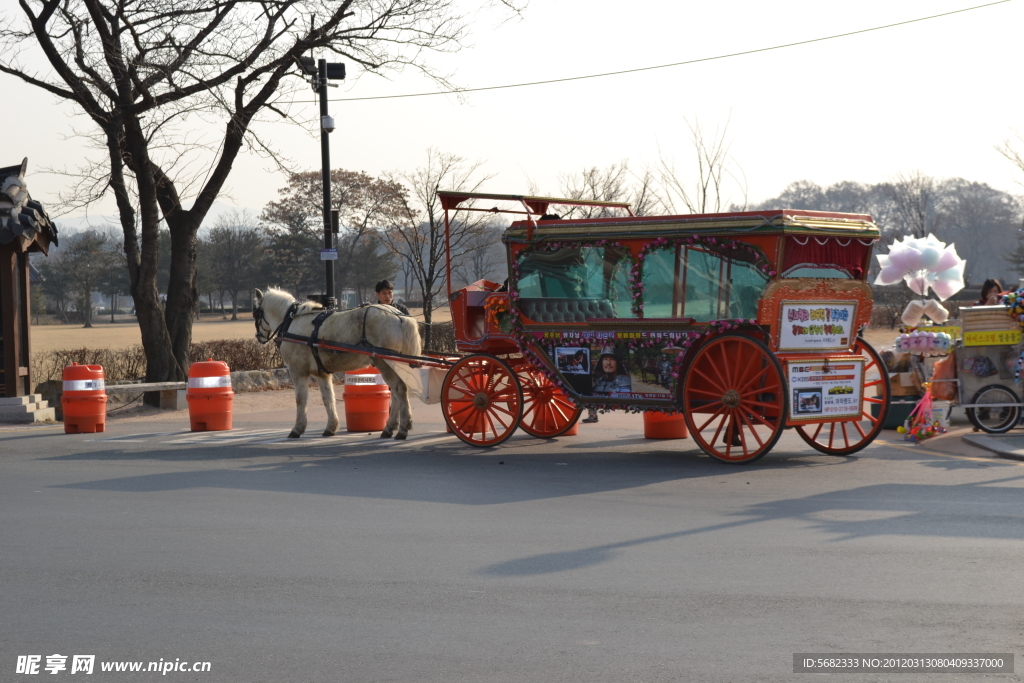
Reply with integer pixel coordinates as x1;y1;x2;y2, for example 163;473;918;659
441;354;523;446
966;384;1021;434
796;338;890;455
514;364;582;438
682;334;786;464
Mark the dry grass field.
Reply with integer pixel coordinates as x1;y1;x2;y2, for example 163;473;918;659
32;306;453;353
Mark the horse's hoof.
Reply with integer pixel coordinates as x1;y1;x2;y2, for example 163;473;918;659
394;433;407;440
288;431;301;439
322;430;335;438
380;429;393;438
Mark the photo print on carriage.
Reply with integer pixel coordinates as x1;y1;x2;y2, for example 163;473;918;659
786;358;864;421
538;331;682;401
555;347;590;375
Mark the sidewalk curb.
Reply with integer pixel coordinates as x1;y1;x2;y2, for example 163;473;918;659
962;434;1024;461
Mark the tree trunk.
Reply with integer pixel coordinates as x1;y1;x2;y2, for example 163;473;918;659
165;221;199;377
230;291;238;320
82;285;93;328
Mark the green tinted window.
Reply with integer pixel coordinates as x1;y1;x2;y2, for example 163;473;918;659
516;246;637;321
640;245;768;321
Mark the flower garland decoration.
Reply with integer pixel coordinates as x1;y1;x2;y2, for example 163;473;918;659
483;295;512;333
501;237;769;414
628;235;775;317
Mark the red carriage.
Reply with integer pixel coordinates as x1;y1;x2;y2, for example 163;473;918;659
437;192;890;463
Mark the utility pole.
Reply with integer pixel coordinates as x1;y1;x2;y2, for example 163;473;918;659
297;56;346;308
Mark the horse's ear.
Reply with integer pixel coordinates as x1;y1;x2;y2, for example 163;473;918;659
253;288;263;305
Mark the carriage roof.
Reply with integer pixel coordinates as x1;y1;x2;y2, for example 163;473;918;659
504;209;880;240
435;191;880;241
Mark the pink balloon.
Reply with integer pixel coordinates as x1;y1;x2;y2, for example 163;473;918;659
874;264;903;285
934;249;960;272
902;249;925;272
887;249;911;271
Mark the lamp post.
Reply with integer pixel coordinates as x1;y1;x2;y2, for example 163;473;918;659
296;56;346;308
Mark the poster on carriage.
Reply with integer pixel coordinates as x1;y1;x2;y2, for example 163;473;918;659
540;331;680;401
786;357;864;421
778;301;858;351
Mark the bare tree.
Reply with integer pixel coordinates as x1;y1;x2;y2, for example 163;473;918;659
998;130;1024;188
454;223;507;287
379;148;493;345
658;117;747;214
1;0;514;383
207;211;267;320
555;161;660;218
882;171;941;239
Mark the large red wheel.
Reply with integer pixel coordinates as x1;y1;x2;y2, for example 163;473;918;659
514;363;582;438
796;338;890;455
441;355;523;447
682;334;787;464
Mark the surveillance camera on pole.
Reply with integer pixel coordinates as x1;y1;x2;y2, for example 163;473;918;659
293;54;346;307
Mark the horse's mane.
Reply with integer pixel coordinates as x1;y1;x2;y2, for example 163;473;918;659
262;287;323;319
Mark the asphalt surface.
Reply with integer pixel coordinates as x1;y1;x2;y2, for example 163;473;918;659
2;395;1023;682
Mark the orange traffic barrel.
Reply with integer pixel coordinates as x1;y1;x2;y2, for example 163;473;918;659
643;410;689;439
344;367;391;432
62;363;107;434
187;359;233;431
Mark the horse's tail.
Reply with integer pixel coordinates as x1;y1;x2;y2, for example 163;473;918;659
398;313;423;357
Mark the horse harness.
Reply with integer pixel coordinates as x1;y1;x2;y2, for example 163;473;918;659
255;302;404;376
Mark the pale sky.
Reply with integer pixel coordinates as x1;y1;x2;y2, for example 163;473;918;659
5;0;1024;228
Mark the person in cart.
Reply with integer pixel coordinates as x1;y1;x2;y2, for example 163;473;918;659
375;279;410;316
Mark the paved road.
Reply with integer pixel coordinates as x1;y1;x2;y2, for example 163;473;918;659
2;402;1023;682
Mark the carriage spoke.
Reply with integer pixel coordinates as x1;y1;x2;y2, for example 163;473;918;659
738;412;765;448
690;365;726;393
695;404;727;433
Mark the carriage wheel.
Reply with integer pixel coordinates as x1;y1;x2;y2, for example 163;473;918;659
682;334;786;464
442;354;523;447
514;364;582;438
796;338;890;456
966;384;1021;434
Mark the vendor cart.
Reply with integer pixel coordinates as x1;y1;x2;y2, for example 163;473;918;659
950;305;1024;433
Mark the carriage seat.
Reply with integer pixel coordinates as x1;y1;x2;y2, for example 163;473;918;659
518;298;615;323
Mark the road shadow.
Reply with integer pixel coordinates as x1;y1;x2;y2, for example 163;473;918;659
477;474;1024;576
47;437;853;506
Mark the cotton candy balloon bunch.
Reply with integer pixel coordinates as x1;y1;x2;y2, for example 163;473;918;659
874;234;965;301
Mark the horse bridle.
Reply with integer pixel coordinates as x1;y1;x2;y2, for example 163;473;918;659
253;301;299;345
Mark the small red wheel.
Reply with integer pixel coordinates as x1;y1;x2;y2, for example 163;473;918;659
796;338;890;455
682;333;787;464
514;363;582;438
442;354;523;447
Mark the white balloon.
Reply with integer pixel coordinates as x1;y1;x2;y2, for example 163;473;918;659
875;253;891;269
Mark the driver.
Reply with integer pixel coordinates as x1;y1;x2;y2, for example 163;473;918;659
375;280;410;316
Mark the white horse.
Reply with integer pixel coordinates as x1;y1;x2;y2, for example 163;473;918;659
253;288;423;440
